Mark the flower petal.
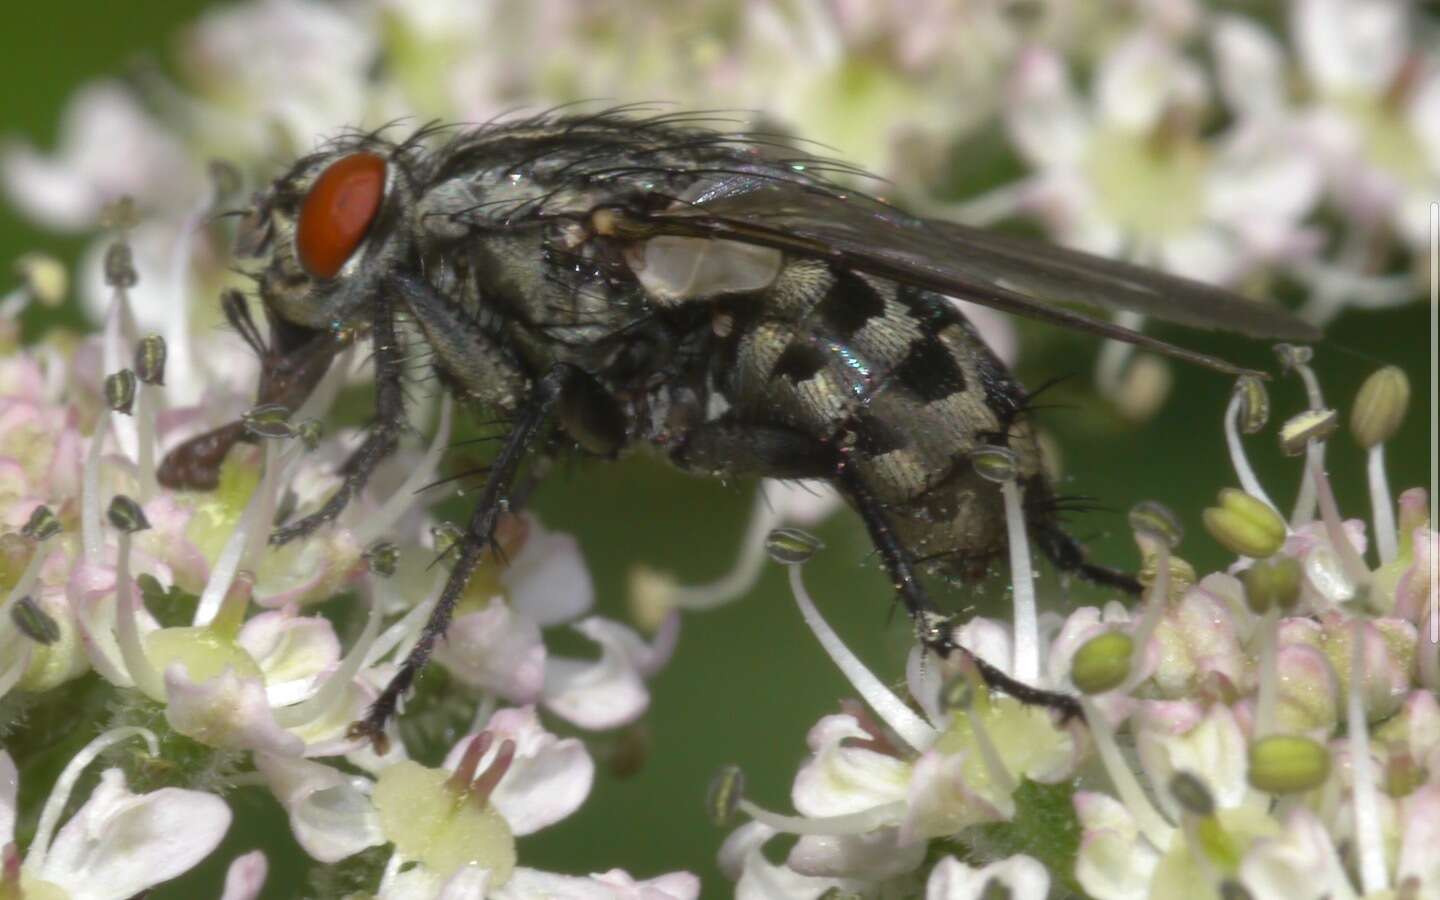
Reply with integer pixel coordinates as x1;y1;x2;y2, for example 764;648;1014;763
0;750;15;844
434;602;546;704
40;768;231;899
254;752;384;863
163;664;305;756
791;714;910;818
220;850;268;900
506;521;593;627
925;854;1050;900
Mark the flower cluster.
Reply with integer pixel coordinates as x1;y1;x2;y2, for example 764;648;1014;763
714;357;1435;898
0;0;1431;896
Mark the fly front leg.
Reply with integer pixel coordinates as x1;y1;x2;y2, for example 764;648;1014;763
270;288;408;545
836;466;1085;722
352;364;572;749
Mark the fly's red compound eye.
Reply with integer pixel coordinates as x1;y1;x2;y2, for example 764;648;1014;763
295;152;387;279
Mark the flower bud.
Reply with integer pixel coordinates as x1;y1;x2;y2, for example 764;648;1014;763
1071;631;1134;694
1247;735;1330;794
1350;366;1409;449
1234;375;1270;434
706;765;745;826
134;334;166;386
103;240;138;289
1169;770;1215;817
971;446;1017;483
1203;489;1286;558
10;596;60;645
364;541;400;578
14;253;67;307
1278;408;1337;456
764;527;823;565
241;403;293;439
1129;500;1183;548
1241;557;1302;614
104;369;136;415
106;495;150;533
20;505;60;542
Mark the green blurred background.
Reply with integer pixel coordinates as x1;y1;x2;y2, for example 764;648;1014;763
0;3;1432;897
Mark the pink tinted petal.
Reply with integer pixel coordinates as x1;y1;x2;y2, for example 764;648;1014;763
434;603;546;704
220;850;268;900
1240;807;1357;900
1293;0;1407;95
1096;33;1207;131
1396;782;1440;892
792;714;910;818
1135;702;1250;819
900;750;1000;843
542;619;652;730
255;753;383;863
954;617;1014;677
926;855;1050;900
163;665;305;756
763;478;843;526
1211;15;1288;116
1073;790;1161;900
720;822;864;900
1005;47;1089;168
506;523;593;627
443;706;595;836
788;826;926;880
41;769;231;896
496;868;700;900
238;609;341;706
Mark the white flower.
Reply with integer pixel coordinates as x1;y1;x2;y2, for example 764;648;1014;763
0;730;230;900
925;854;1050;900
1005;32;1322;284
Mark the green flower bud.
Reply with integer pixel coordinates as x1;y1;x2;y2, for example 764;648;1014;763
106;495;150;533
1247;735;1331;794
104;369;137;415
764;527;823;565
1350;366;1410;449
1278;408;1338;456
706;764;745;826
1241;556;1303;614
20;505;61;542
971;446;1018;483
1129;500;1183;548
134;334;167;386
1203;489;1286;558
1071;631;1134;695
15;253;67;307
1234;375;1270;435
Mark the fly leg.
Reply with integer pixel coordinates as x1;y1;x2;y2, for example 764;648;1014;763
158;291;344;491
271;289;407;545
352;364;571;749
1031;519;1143;595
837;467;1084;722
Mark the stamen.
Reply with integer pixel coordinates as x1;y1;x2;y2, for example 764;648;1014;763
208;570;255;640
469;738;516;808
1351;367;1409;564
786;564;937;752
113;529;164;699
26;726;159;872
1366;447;1397;565
1128;535;1170;682
973;447;1038;683
81;416;108;566
1223;392;1281;516
354;394;454;546
100;265;140;463
447;732;494;793
1346;616;1387;894
738;798;909;836
1078;694;1176;849
1308;460;1371;592
1281;348;1327;527
194;442;296;626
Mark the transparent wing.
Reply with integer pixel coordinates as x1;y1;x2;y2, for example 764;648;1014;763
607;175;1319;376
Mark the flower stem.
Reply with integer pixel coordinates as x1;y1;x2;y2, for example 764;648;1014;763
787;564;937;752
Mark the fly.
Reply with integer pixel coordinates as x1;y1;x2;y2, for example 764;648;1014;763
156;110;1321;747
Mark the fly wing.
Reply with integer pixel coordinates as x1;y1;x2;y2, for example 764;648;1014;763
609;175;1319;376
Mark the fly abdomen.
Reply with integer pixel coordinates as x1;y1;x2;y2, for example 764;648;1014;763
719;260;1047;577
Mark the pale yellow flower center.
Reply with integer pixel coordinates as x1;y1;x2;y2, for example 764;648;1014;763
373;761;517;884
1085;128;1208;238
